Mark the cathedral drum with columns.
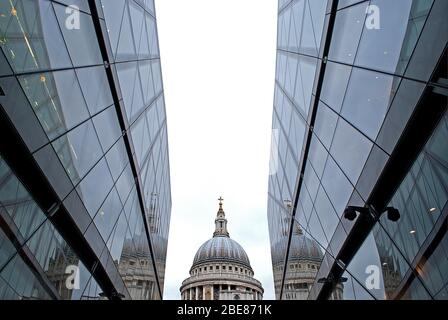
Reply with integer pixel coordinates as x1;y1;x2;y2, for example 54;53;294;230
180;198;264;300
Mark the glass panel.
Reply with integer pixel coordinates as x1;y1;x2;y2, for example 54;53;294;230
115;2;136;61
347;233;386;299
80;275;103;300
26;221;92;299
294;55;317;116
306;210;329;249
308;134;328;178
0;0;72;73
341;68;399;140
0;159;46;241
92;106;122;152
116;165;134;204
321;155;353;216
76;158;113;217
401;277;432;299
57;0;90;13
379;110;448;268
373;223;411;299
76;66;114;115
418;232;448;296
52;120;103;185
116;61;137;120
0;254;51;299
303;162;319;203
314;102;338;150
0;228;16;270
151;60;162;93
313;186;340;243
320;62;351;113
139;60;155;106
330;118;373;185
101;0;126;56
376;79;425;154
298;0;318;56
53;3;103;67
146;13;159;58
329;2;368;64
105;138;128;182
18;70;90;140
93;187;123;242
355;0;433;75
128;0;144;55
332;271;355;300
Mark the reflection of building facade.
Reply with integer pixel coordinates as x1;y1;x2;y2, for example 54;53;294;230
268;0;447;300
0;0;171;300
118;211;168;300
180;199;264;300
118;236;157;300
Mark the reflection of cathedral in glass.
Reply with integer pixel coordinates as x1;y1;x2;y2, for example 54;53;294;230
272;217;343;300
180;199;264;300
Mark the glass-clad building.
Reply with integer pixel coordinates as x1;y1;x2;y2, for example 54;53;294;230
0;0;171;300
268;0;447;299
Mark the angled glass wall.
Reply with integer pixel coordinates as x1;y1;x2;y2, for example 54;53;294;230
268;0;447;300
0;0;171;300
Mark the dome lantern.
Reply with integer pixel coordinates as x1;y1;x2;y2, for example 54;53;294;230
214;196;229;237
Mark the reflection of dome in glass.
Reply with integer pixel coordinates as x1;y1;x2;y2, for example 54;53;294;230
272;228;323;264
192;236;251;268
121;233;167;262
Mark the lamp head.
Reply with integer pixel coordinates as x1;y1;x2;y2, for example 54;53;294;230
343;207;358;221
386;207;400;222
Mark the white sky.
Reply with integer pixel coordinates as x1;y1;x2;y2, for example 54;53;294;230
155;0;278;300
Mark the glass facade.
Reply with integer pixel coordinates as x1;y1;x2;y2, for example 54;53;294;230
268;0;447;300
0;0;171;300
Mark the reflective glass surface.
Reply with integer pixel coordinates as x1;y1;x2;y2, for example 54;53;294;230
268;0;447;300
0;0;170;300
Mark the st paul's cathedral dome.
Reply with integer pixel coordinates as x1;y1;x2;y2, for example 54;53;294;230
180;198;264;300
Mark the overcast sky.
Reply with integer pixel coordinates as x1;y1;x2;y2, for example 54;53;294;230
155;0;278;300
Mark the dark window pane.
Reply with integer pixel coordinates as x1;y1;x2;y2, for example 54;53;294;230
52;120;103;185
53;3;103;66
19;70;90;140
76;158;113;217
92;106;122;152
0;0;72;73
76;66;114;115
